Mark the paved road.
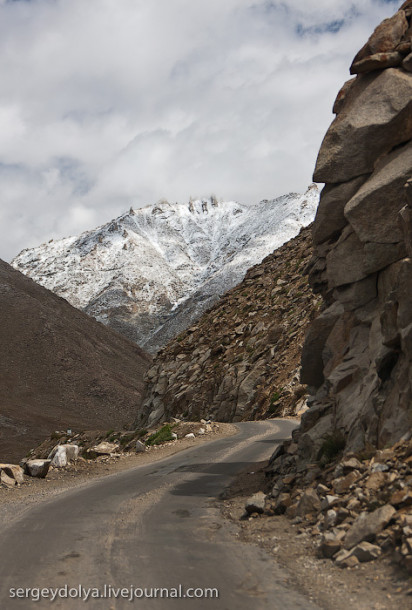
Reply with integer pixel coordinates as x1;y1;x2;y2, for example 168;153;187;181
0;420;319;609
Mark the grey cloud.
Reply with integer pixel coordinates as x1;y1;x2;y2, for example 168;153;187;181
0;0;402;260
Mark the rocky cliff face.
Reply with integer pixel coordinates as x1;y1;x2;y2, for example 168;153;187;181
0;260;151;462
12;188;318;354
272;1;412;475
137;226;321;427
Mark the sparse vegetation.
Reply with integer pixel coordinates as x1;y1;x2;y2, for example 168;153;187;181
317;431;346;464
270;389;283;405
268;389;284;415
146;424;175;446
119;432;135;447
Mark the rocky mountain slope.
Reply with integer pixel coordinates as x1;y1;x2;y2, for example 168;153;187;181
0;260;151;462
269;1;412;479
137;226;322;427
12;187;319;353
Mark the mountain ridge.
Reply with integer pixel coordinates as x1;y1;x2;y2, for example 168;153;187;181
12;186;319;353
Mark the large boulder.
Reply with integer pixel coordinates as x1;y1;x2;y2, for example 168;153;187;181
325;227;368;287
0;463;24;484
48;444;79;467
296;489;321;516
350;11;408;71
313;176;368;245
344;505;396;549
24;459;51;478
0;471;17;488
314;69;412;183
345;140;412;244
351;51;403;75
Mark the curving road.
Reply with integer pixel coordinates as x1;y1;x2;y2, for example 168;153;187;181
0;420;319;609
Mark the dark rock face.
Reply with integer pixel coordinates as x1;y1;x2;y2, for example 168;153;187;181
0;260;151;462
271;4;412;473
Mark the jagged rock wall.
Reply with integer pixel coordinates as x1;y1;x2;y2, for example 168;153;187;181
287;1;412;469
136;227;321;427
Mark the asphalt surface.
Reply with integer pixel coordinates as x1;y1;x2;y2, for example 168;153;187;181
0;420;320;609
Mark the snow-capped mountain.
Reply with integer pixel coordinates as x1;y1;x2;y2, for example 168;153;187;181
12;185;319;353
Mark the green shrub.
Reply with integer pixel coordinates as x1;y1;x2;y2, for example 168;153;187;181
119;432;135;446
267;390;283;415
146;424;174;446
270;389;283;406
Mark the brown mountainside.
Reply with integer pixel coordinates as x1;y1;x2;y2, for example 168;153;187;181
0;260;151;462
137;226;321;428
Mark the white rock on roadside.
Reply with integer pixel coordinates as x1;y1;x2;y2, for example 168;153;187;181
24;459;51;478
64;444;79;461
245;492;267;514
49;446;68;468
324;509;338;529
48;444;79;468
92;442;119;455
0;470;17;488
185;433;195;439
0;463;25;484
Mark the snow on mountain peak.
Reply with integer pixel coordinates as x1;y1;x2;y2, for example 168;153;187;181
12;185;320;352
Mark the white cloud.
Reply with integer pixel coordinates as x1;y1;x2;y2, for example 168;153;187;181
0;0;402;260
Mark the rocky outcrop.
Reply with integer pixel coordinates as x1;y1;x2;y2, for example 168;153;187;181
0;259;151;463
137;226;322;427
267;439;412;574
270;2;412;474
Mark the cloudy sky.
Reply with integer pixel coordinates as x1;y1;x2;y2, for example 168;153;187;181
0;0;401;260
